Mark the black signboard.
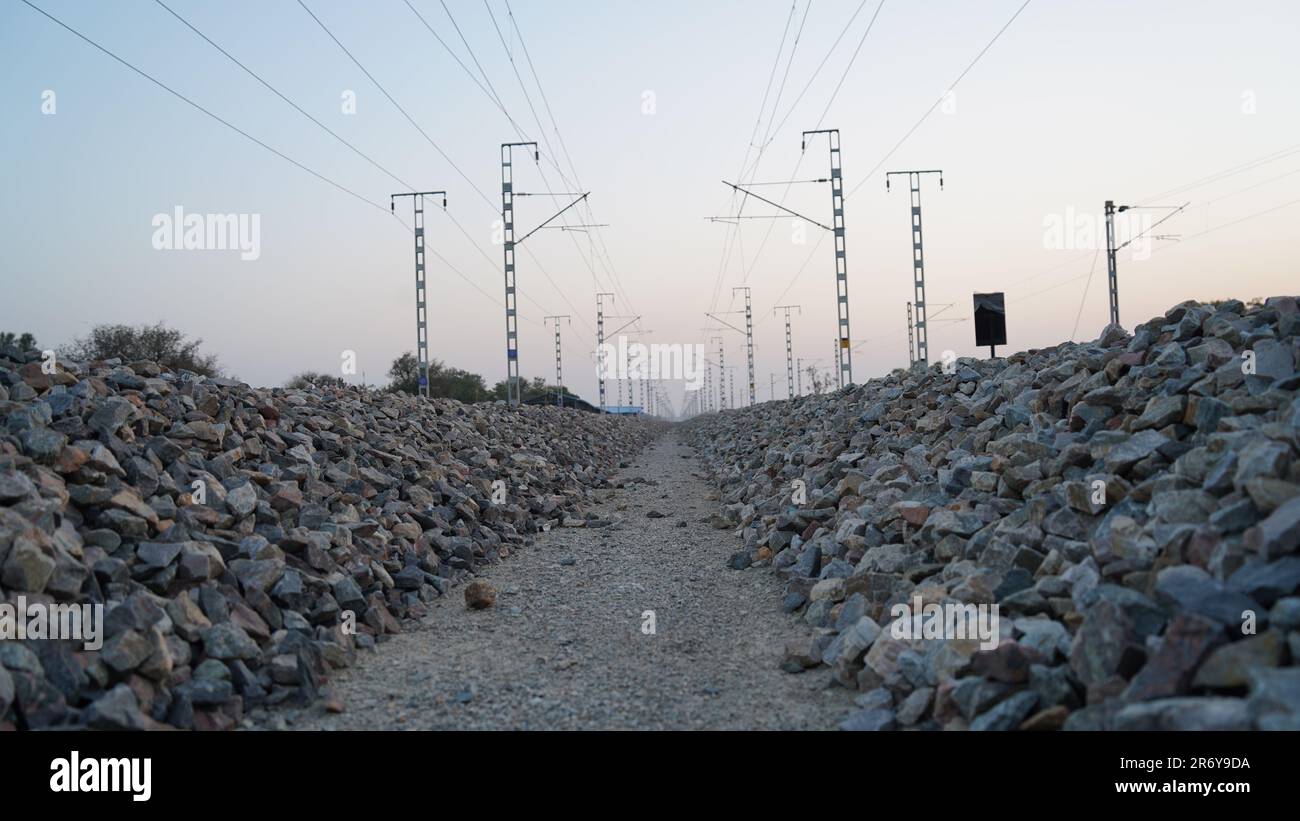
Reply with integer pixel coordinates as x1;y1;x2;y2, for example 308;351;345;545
973;292;1007;354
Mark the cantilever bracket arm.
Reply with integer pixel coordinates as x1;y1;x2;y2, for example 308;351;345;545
705;312;747;336
515;193;590;246
721;181;831;231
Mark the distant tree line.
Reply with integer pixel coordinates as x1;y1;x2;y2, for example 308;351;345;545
0;331;38;351
2;322;223;377
6;322;574;404
383;351;566;403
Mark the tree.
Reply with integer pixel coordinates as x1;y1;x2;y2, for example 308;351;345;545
489;376;566;403
62;322;221;376
387;352;421;395
387;352;490;402
428;363;488;403
805;365;826;396
286;371;346;390
0;332;38;351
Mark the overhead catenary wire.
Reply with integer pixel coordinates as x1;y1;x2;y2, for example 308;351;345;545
495;0;637;314
705;1;799;320
739;0;886;305
474;0;640;337
19;0;387;219
403;1;611;319
150;0;554;324
299;0;591;341
845;0;1032;199
298;0;498;213
1070;249;1102;340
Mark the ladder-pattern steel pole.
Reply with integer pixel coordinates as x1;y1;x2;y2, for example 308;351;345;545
804;129;852;388
391;190;447;399
414;197;428;398
715;337;727;410
907;301;915;366
545;315;570;407
887;169;943;366
1105;200;1120;327
501;142;538;407
734;287;755;406
596;293;614;413
776;305;800;399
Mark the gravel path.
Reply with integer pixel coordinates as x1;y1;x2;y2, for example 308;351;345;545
282;431;854;730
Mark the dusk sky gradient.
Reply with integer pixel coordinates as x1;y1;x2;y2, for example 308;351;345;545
3;0;1298;411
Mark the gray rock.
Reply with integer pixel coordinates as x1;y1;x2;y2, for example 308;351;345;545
1245;496;1300;558
839;707;896;731
85;684;151;730
1113;697;1251;730
201;623;261;661
1154;564;1262;630
970;691;1038;731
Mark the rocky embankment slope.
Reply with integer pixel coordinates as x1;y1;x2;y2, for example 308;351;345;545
687;297;1300;730
0;355;653;730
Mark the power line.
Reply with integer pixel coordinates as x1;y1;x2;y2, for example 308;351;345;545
20;0;520;321
705;2;799;319
734;0;885;297
476;9;614;341
1137;141;1300;206
504;3;639;320
403;1;606;319
151;0;550;325
481;0;636;335
298;0;498;212
153;0;412;191
402;0;525;136
19;0;390;219
1070;249;1101;340
748;0;872;160
813;0;887;126
299;0;584;338
845;0;1032;198
499;0;626;312
1149;195;1300;252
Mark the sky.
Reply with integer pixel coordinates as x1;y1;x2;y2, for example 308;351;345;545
2;0;1298;416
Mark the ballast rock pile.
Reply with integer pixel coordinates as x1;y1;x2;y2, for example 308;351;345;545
0;353;652;730
688;297;1300;731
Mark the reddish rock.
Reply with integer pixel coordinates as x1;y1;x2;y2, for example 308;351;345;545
1123;613;1225;701
464;580;497;610
971;641;1044;684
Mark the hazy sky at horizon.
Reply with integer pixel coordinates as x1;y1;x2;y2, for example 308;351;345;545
3;0;1298;412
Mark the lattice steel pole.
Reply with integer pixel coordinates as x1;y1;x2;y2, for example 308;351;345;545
1105;200;1120;327
391;190;447;398
713;337;726;410
732;287;755;406
545;315;570;407
776;304;800;399
802;129;852;387
707;358;717;410
886;169;943;365
596;293;614;412
907;301;915;366
501;142;538;407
